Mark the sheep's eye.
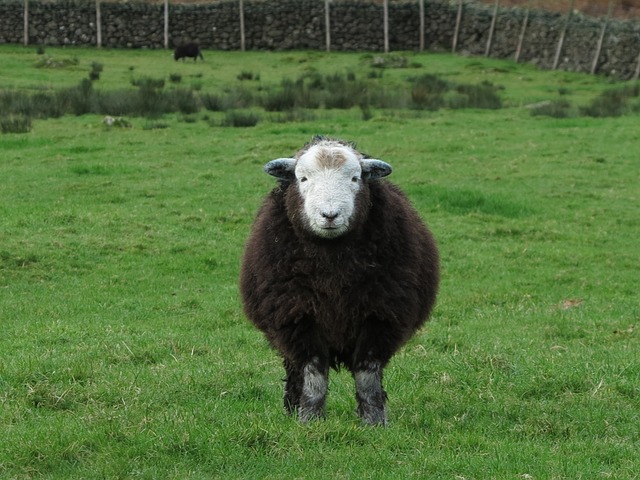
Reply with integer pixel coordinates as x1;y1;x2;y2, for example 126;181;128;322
299;177;308;183
351;176;359;182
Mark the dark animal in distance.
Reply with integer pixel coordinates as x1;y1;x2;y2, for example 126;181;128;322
239;136;440;425
173;43;204;61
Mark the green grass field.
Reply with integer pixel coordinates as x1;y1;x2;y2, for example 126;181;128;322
1;45;639;479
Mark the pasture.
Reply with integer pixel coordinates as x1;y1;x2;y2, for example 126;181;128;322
1;45;639;479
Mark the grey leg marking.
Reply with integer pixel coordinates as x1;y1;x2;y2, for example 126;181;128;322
354;361;387;426
298;357;328;423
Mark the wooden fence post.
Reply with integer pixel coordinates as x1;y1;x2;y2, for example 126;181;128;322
553;0;575;70
239;0;245;51
96;0;102;48
419;0;425;52
591;0;614;74
485;0;499;57
515;0;531;63
164;0;169;50
452;0;463;53
325;0;331;52
634;50;640;81
383;0;389;53
23;0;28;46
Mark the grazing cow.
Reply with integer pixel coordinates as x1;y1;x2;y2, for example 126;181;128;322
174;43;204;62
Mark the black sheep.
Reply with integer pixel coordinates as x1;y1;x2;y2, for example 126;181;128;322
239;136;439;425
173;43;204;62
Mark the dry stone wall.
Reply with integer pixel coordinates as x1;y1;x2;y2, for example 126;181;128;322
0;0;639;78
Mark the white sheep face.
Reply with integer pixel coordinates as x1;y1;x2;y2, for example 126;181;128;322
295;144;362;238
264;141;392;239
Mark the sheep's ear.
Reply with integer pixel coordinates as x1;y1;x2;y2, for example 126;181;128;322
264;158;296;181
361;159;392;180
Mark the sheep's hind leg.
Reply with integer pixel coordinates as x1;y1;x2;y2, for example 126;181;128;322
354;360;388;426
298;357;329;423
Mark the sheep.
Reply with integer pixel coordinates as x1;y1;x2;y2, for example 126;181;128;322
173;43;204;62
239;136;439;425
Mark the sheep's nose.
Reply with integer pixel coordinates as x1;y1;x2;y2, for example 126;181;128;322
321;211;339;221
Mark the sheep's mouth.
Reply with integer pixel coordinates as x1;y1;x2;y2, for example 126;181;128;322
312;224;347;238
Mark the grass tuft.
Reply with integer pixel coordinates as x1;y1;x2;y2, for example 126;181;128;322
0;114;32;133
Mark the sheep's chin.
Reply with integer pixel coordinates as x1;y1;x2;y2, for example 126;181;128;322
310;225;348;239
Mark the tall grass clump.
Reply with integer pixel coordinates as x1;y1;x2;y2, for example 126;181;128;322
262;78;299;111
89;61;103;81
324;73;368;109
221;110;260;127
411;74;449;110
580;84;639;117
200;93;226;111
0;114;32;133
58;78;94;115
449;81;503;109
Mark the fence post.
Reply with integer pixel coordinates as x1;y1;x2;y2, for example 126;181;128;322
591;0;614;74
325;0;331;52
553;0;575;70
634;50;640;81
515;0;531;63
383;0;389;53
419;0;425;52
23;0;28;46
485;0;499;57
452;0;462;53
96;0;102;48
164;0;169;49
239;0;245;51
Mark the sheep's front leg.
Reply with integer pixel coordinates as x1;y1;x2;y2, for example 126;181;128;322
354;360;388;426
297;356;329;422
283;358;303;415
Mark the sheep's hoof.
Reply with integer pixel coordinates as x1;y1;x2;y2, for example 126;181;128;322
358;404;388;426
298;406;326;423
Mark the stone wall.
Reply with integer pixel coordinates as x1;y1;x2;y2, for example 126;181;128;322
1;0;639;78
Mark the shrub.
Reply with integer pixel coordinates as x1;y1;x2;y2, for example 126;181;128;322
324;73;366;109
222;111;259;127
1;115;32;134
450;82;502;109
59;79;94;115
0;90;32;117
263;79;298;111
360;102;373;121
220;85;255;109
131;77;165;90
90;62;103;80
410;74;449;111
200;93;226;111
579;85;638;118
32;92;64;118
169;88;200;114
94;90;138;116
169;73;182;83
